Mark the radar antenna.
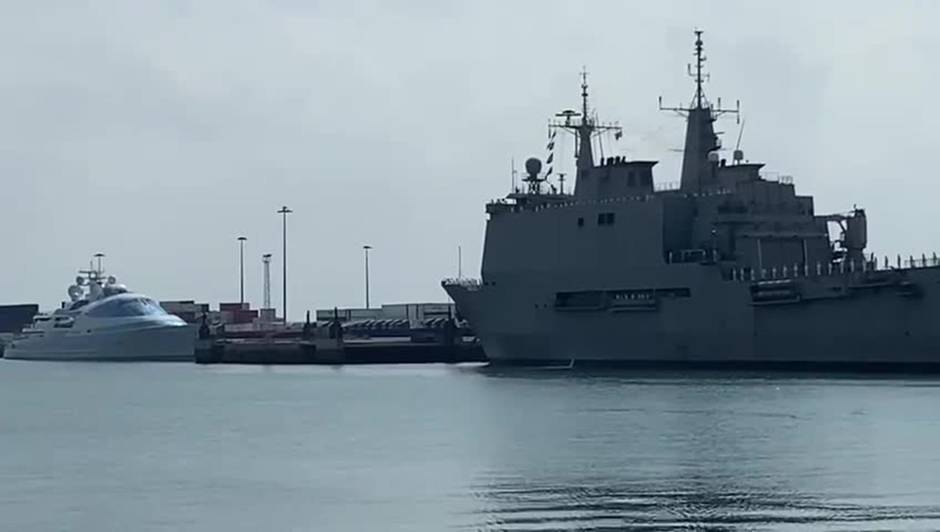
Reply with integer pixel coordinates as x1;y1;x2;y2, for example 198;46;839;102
549;68;622;180
522;157;546;194
733;119;746;164
658;30;741;192
658;30;740;121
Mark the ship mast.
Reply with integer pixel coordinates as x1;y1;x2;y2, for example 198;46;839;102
549;69;622;191
659;30;739;192
578;69;594;172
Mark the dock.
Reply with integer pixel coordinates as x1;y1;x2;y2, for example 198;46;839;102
194;336;485;365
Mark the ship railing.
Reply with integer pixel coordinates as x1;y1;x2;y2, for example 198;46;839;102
727;252;940;282
488;187;734;215
761;172;794;185
441;278;482;290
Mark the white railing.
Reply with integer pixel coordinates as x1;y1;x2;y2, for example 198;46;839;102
441;278;482;289
728;253;940;282
487;186;733;215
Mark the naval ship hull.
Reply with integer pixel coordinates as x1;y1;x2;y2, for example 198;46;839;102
445;264;940;370
445;32;940;371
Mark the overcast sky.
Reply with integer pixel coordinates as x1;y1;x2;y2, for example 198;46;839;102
2;1;939;317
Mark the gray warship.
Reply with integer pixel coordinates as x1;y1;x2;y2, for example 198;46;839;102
443;31;940;368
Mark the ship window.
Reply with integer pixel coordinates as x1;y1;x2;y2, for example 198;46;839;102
597;212;615;226
655;287;692;298
68;300;90;311
577;217;584;227
555;291;605;309
86;297;169;318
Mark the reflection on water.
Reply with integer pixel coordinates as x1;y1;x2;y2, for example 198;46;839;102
2;362;940;531
469;477;940;530
465;368;940;530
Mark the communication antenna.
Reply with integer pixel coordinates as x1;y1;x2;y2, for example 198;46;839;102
658;30;740;121
522;157;546;194
548;69;622;179
733;119;746;164
93;252;105;274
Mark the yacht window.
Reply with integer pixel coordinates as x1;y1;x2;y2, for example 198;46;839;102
86;297;168;318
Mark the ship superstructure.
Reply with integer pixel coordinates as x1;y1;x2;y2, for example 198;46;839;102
443;31;940;367
5;257;195;361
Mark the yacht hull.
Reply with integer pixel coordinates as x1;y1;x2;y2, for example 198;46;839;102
4;324;197;362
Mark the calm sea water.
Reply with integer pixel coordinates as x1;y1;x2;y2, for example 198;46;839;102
2;362;940;531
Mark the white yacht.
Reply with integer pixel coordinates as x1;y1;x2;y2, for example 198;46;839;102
4;265;196;361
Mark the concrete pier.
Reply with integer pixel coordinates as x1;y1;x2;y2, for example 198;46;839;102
194;337;485;365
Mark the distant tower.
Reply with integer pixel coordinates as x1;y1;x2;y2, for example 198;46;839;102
262;253;272;309
659;30;739;192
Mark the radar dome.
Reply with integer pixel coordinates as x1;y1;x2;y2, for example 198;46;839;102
67;285;84;301
75;276;86;286
707;150;720;163
525;157;542;177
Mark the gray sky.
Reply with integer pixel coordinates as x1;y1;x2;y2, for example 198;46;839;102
3;1;939;317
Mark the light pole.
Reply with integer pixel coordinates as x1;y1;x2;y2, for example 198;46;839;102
262;253;272;310
237;236;247;304
363;245;372;309
278;206;292;321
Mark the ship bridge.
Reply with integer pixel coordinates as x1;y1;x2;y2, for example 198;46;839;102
482;31;867;283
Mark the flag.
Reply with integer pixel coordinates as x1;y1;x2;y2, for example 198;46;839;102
546;153;554;165
546;140;555;150
615;130;623;140
545;167;553;178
